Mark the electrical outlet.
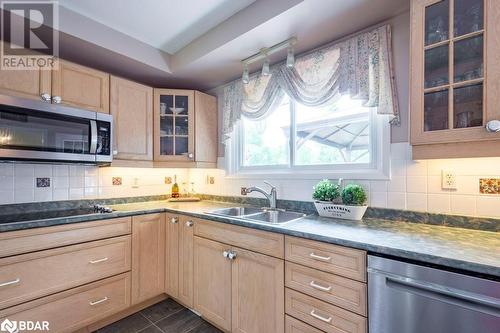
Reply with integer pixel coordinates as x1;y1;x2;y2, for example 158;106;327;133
441;170;457;190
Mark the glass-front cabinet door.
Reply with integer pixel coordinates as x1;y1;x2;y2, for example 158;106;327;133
154;89;194;161
410;0;500;145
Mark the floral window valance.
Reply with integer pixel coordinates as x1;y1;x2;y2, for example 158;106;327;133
222;24;399;143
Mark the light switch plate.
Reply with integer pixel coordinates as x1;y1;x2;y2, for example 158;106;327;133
441;170;457;189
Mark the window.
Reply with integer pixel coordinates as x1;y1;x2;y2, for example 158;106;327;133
229;95;390;179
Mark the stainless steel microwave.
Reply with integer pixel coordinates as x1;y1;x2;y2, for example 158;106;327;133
0;94;113;164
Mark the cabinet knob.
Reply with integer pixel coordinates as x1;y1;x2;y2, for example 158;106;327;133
228;251;237;260
170;217;178;224
40;93;51;102
188;153;194;159
486;120;500;133
223;250;229;258
52;96;62;104
185;220;194;227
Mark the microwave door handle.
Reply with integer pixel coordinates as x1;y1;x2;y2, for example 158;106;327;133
90;120;98;154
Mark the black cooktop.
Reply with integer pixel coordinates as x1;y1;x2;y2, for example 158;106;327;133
0;208;110;224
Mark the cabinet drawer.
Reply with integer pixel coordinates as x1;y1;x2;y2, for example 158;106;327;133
0;273;130;333
285;262;367;316
0;217;132;258
285;236;366;282
285;289;366;333
0;236;131;309
286;315;323;333
194;219;284;258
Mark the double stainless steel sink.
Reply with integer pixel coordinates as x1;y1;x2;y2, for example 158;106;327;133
207;206;306;224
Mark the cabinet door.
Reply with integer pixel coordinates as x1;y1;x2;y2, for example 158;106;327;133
411;0;500;147
52;60;110;113
154;89;195;162
231;246;285;333
0;68;51;102
0;42;52;102
165;214;179;298
131;213;165;305
178;217;194;308
110;76;153;160
194;91;217;163
193;236;232;332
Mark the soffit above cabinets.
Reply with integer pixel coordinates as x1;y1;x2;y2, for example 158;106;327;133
46;0;409;90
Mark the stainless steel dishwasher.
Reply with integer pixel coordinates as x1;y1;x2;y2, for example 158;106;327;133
368;255;500;333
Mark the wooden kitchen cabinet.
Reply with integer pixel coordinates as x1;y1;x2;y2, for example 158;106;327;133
165;214;180;298
178;216;194;308
231;246;284;333
0;42;52;102
131;213;165;305
154;89;217;167
52;60;110;113
193;236;232;332
410;0;500;158
193;220;285;333
110;76;153;161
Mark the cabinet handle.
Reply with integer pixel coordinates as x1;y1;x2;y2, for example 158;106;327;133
185;220;194;227
52;96;62;104
170;217;178;224
89;257;109;264
40;93;51;102
89;296;108;306
310;281;332;292
228;251;237;260
309;252;331;261
310;310;332;323
0;278;20;288
486;120;500;133
223;250;229;258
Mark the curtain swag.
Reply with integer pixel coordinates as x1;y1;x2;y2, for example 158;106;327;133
222;24;400;143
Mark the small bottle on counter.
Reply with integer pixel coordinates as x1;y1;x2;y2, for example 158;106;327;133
171;175;180;198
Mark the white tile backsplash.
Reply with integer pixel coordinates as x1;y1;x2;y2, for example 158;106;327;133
2;142;500;219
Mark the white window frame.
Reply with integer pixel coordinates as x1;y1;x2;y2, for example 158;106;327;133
224;102;391;180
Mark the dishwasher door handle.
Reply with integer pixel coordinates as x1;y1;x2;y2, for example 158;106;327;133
384;273;500;315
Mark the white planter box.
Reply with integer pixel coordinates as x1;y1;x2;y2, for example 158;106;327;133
314;201;367;220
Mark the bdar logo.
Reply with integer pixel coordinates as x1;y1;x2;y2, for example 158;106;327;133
0;319;18;333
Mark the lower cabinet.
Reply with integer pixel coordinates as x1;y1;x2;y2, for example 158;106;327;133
131;213;166;305
0;273;131;333
165;214;180;298
178;216;194;308
193;236;232;331
164;214;194;308
193;235;285;333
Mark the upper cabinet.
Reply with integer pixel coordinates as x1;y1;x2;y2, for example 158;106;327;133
154;89;217;167
410;0;500;158
110;76;153;161
0;52;110;114
52;60;110;113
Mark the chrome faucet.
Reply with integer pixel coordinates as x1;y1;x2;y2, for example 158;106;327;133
241;181;277;209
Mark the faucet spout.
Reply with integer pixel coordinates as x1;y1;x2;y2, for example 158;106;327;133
241;182;277;209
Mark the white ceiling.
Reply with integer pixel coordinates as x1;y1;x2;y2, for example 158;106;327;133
59;0;256;53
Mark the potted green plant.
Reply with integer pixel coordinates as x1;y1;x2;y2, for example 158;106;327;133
313;181;368;220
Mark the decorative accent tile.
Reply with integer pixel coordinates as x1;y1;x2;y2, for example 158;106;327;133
36;177;51;188
112;177;122;186
479;178;500;194
164;177;172;184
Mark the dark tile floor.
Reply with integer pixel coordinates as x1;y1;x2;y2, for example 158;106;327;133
96;299;222;333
